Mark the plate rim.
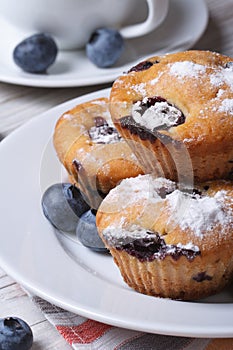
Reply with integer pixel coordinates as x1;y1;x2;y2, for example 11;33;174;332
0;87;233;339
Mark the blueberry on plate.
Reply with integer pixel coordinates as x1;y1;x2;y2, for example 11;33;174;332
76;209;108;252
13;33;58;73
62;183;90;216
86;27;124;68
42;183;90;233
0;317;33;350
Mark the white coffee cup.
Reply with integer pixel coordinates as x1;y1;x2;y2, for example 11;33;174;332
0;0;169;50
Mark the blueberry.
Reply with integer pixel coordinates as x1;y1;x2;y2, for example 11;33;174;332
13;33;58;73
86;28;124;68
42;183;90;233
0;317;33;350
225;61;233;69
62;183;90;216
76;209;108;252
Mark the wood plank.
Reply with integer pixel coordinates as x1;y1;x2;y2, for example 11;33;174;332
0;83;109;135
0;274;15;289
0;283;26;300
0;285;45;324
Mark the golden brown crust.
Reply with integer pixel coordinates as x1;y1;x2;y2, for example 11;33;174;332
110;50;233;183
96;175;233;300
53;97;144;208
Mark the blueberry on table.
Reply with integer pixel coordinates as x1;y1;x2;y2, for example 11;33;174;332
13;33;58;73
76;209;108;252
41;183;90;233
86;28;124;68
0;317;33;350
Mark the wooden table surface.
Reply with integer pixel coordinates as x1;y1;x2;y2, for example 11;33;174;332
0;0;233;348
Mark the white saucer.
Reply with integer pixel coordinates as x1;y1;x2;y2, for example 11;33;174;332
0;0;208;87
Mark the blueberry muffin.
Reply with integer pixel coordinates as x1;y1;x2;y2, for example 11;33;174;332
53;97;144;208
110;50;233;185
96;174;233;300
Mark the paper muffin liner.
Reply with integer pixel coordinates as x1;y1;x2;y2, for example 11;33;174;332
115;127;194;187
108;247;233;301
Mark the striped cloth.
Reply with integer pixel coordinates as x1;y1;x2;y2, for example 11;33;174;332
32;296;233;350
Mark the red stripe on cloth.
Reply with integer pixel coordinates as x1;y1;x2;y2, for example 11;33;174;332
56;319;112;345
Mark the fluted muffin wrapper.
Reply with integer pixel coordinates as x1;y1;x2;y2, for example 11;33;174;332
109;247;233;301
116;127;194;187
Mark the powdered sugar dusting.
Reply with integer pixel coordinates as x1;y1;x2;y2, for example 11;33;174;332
176;242;199;252
216;88;225;98
62;113;73;120
150;72;164;85
218;98;233;114
132;101;182;130
89;124;121;144
103;224;156;246
169;61;206;80
130;83;147;97
210;66;233;91
101;175;232;245
167;189;232;237
90;100;106;105
104;175;176;209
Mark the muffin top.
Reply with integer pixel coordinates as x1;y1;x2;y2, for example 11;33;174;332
110;50;233;150
54;98;121;163
97;175;233;255
53;97;142;175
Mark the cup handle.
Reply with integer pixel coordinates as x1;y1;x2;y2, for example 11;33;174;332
119;0;169;39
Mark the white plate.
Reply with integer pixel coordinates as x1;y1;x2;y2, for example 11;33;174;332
0;0;208;87
0;88;233;338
